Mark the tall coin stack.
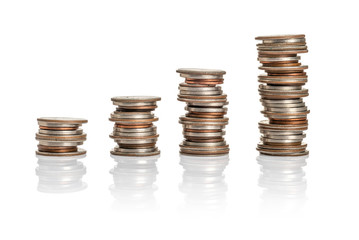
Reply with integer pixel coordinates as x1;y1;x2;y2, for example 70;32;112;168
176;68;229;156
109;96;161;156
255;34;309;156
36;117;88;156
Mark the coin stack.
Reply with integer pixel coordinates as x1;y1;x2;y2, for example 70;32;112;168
36;117;88;156
255;34;309;156
176;68;229;156
109;96;161;156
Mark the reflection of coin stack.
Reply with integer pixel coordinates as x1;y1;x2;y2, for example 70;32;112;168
179;154;229;211
176;68;229;156
257;154;307;211
36;117;88;156
36;155;87;193
109;96;161;156
110;155;159;210
255;34;309;156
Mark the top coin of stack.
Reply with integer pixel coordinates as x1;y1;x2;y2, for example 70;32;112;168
255;34;309;156
109;96;161;156
36;117;88;156
176;68;229;156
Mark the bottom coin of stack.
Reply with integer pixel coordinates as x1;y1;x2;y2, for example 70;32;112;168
35;117;88;156
109;96;161;156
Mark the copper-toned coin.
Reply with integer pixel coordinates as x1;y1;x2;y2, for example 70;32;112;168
115;124;153;128
117;143;156;149
37;145;78;153
36;148;86;157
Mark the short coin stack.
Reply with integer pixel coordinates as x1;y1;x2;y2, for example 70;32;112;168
255;34;309;156
176;68;229;156
109;96;161;156
36;117;88;156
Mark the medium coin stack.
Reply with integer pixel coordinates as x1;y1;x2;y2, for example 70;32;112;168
36;117;88;156
109;96;161;156
176;68;229;156
255;34;309;156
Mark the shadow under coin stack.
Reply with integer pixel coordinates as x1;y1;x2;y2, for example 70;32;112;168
255;34;309;156
36;117;88;156
109;96;161;156
176;68;229;156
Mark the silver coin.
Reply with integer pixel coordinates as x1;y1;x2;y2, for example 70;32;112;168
112;131;157;137
259;89;309;95
179;90;223;96
111;150;160;157
111;112;154;119
262;102;306;108
261;137;302;143
37;117;87;124
177;68;226;76
258;56;301;62
260;85;302;90
185;106;227;113
37;121;80;128
182;140;227;147
113;101;157;107
262;134;306;140
257;45;307;50
114;126;156;133
264;107;308;113
38;129;83;135
259;66;308;71
180;145;229;151
179;73;224;80
262;38;306;44
260;130;304;135
179;120;228;126
38;141;83;147
114;147;158;153
111;96;161;102
114;138;157;144
183;124;224;130
258;150;308;156
261;99;303;104
187;101;229;107
179;85;221;91
183;131;225;137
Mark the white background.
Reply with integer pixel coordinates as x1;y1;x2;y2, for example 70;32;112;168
1;0;358;239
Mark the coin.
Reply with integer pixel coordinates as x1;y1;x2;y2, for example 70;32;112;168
177;68;226;75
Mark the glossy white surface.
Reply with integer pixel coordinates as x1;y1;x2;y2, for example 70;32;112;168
1;0;359;239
